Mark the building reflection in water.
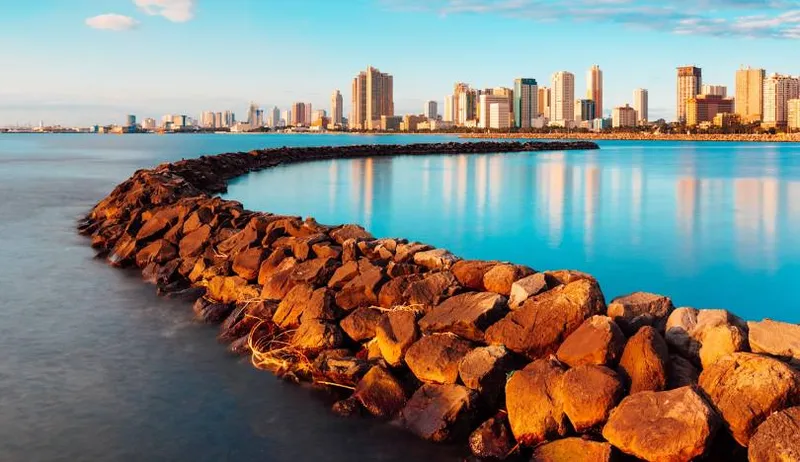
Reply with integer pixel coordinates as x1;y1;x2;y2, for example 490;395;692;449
347;157;392;232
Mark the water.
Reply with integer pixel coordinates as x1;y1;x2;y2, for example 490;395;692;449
0;133;464;462
224;140;800;324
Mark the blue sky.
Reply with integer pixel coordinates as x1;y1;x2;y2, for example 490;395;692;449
1;0;799;126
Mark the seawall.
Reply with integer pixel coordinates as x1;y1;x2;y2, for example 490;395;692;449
78;141;800;461
460;132;800;143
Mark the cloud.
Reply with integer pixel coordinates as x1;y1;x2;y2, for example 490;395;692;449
85;14;139;31
382;0;800;39
134;0;196;22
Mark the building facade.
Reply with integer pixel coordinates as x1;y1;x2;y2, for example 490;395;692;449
291;102;306;126
702;85;727;97
633;88;649;124
587;65;603;119
513;78;538;129
331;90;343;126
537;87;551;118
489;102;511;129
788;99;800;130
686;94;735;126
677;66;702;123
735;66;766;123
574;99;595;122
424;100;438;120
612;104;637;128
479;94;511;129
763;74;800;127
551;72;575;123
443;95;456;122
453;83;476;126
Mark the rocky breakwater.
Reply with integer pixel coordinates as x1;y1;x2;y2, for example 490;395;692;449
78;141;800;461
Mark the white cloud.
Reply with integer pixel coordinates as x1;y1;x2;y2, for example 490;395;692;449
85;14;140;31
134;0;196;22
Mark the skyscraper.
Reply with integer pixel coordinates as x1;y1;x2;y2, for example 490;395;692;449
763;74;800;127
735;66;766;123
331;90;344;126
351;72;367;129
574;99;595;122
304;104;313;127
551;72;575;123
201;111;215;128
424;100;438;120
443;95;456;122
351;66;393;130
587;65;603;119
492;87;514;126
537;87;551;118
223;110;235;127
453;82;475;126
677;66;702;123
513;78;538;129
247;103;260;127
633;88;649;124
270;106;281;128
291;102;306;126
215;112;223;128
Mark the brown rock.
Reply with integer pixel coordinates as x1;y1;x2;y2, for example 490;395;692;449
748;406;800;462
394;242;433;263
289;257;339;287
178;224;211;258
748;319;800;367
231;247;265;281
329;224;373;245
385;261;423;278
135;239;177;268
326;260;359;289
468;414;515;460
340;307;383;342
401;383;477;442
311;242;342;260
668;354;700;389
699;352;800;446
482;264;535;296
458;345;513;400
485;279;606;359
192;298;233;324
312;351;370;386
403;271;461;309
418;292;508;342
531;438;614;462
413;248;460;271
608;291;674;335
257;247;294;285
556;315;626;368
353;366;407;418
273;284;337;329
290;319;343;353
602;386;719;462
558;365;624;432
508;272;554;309
206;276;249;304
259;267;298;300
618;326;670;394
406;333;473;384
375;309;420;367
334;259;386;310
505;359;568;445
451;260;498;291
666;308;749;368
377;274;422;308
544;269;596;285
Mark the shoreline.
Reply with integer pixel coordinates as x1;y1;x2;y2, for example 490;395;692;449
78;141;800;460
460;132;800;143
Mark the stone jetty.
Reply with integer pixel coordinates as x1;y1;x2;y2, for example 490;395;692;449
78;141;800;461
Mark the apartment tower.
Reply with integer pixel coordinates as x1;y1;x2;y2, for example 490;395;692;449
735;67;766;123
552;72;575;123
587;65;603;119
351;66;394;130
677;66;702;123
513;78;538;129
633;88;649;124
331;90;344;126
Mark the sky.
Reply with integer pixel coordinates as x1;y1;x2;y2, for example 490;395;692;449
1;0;799;126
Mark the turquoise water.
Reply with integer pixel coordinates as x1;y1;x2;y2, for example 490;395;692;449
224;140;800;323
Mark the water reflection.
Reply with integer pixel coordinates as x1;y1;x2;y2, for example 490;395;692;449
226;142;800;322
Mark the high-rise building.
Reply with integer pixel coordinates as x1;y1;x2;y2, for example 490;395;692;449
551;72;575;123
331;90;344;126
489;102;511;130
677;66;702;123
735;66;766;123
537;87;551;118
763;74;800;127
223;110;235;127
291;102;306;126
479;94;512;129
281;110;291;128
304;104;313;127
686;94;735;126
141;118;156;130
574;99;595;122
443;95;456;122
788;99;800;130
424;100;438;120
351;66;393;130
513;78;538;129
492;87;514;126
453;83;476;126
702;85;727;97
312;109;326;124
270;106;281;128
612;104;637;128
587;65;603;119
633;88;649;124
126;115;136;127
201;111;216;128
215;112;223;128
247;103;260;127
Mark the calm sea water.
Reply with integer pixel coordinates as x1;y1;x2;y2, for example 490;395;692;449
1;133;798;461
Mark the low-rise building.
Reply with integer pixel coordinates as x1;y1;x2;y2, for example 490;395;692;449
380;116;402;131
713;113;741;128
612;104;637;128
686;95;735;126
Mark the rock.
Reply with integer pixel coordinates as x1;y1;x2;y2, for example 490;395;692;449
509;272;554;309
401;383;477;442
485;279;606;359
531;438;614;462
331;397;362;417
178;224;211;258
192;298;233;324
451;260;498;291
394;242;433;263
340;307;383;342
468;414;515;460
418;292;508;342
405;333;473;384
544;269;596;286
403;271;461;309
272;284;338;329
482;264;535;296
257;247;294;285
666;308;749;368
289;257;339;287
505;358;568;446
312;352;370;386
353;366;407;418
135;239;177;268
459;345;513;396
607;291;674;335
377;274;421;308
618;326;670;394
311;242;342;260
218;300;277;343
748;406;800;462
413;248;460;271
334;259;386;310
556;315;626;368
558;365;624;432
385;261;423;278
290;319;343;354
668;354;700;389
375;309;420;367
231;247;265;281
260;267;299;301
206;276;249;304
602;386;719;462
748;319;800;367
326;260;359;289
329;224;373;245
699;352;800;446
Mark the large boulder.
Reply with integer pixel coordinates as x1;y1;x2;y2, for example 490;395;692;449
403;271;461;309
340;307;383;342
666;308;749;368
748;406;800;462
353;366;407;418
259;266;299;300
272;284;338;329
699;352;800;446
231;247;266;281
326;260;359;289
485;279;606;359
375;309;420;367
556;315;626;368
178;224;211;258
617;326;670;394
405;333;473;384
290;319;343;354
135;239;177;268
558;365;624;432
505;359;568;445
329;224;373;245
451;260;498;291
334;259;386;310
459;345;513;396
289;257;339;287
508;273;555;309
400;383;477;442
418;292;508;342
206;276;250;304
607;291;674;335
531;438;614;462
602;386;719;461
482;264;535;296
413;248;460;271
377;274;421;308
256;247;294;285
468;414;515;460
668;354;700;389
748;319;800;367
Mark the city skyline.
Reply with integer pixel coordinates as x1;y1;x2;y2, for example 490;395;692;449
2;0;800;126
